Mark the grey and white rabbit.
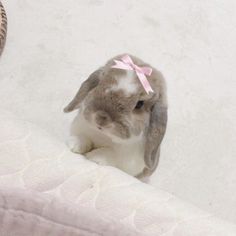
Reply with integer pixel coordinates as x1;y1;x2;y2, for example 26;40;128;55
64;54;168;178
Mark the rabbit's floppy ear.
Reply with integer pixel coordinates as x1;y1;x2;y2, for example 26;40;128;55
64;69;102;113
142;100;168;177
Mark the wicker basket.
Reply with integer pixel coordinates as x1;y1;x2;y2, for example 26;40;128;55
0;1;7;56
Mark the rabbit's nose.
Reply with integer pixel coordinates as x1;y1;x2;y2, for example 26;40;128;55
95;110;111;127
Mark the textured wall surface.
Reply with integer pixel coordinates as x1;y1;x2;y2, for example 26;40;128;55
0;0;235;223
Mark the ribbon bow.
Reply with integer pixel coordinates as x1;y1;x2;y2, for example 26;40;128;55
111;55;154;94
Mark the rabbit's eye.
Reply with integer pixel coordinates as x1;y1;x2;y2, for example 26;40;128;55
135;100;144;109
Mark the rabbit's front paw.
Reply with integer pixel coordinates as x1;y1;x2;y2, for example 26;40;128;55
85;148;115;166
67;136;92;154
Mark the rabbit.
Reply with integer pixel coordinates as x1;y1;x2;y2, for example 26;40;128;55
64;54;168;178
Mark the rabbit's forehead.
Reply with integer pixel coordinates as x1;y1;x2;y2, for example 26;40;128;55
106;70;139;96
91;83;138;112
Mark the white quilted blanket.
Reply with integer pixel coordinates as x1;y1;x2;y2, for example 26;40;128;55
0;111;236;235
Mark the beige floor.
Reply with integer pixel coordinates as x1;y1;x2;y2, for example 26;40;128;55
0;0;235;223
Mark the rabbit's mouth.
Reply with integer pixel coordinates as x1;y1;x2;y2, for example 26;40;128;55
92;118;132;142
97;121;131;141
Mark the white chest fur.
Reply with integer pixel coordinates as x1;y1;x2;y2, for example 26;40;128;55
69;113;145;176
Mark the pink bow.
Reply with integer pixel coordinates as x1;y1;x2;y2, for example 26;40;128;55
111;55;154;94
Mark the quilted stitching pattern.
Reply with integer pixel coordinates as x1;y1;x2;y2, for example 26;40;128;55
0;111;236;235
